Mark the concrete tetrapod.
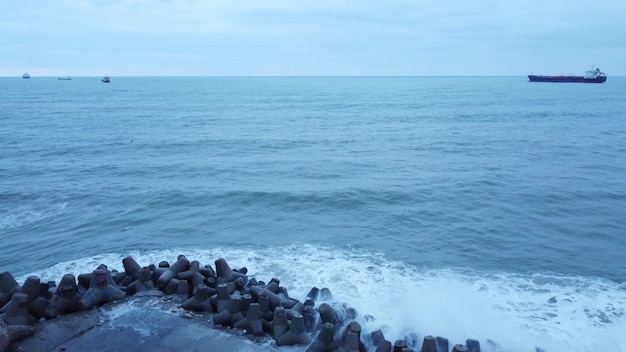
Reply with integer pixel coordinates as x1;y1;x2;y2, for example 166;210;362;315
17;276;39;304
466;339;481;352
0;273;19;308
126;267;159;295
452;344;469;352
376;340;393;352
305;322;336;352
421;335;437;352
0;319;34;352
0;293;37;325
275;312;311;346
393;339;409;352
371;330;385;343
182;284;214;312
213;293;244;327
215;258;248;285
157;255;190;290
222;298;255;332
342;321;364;352
272;306;290;340
306;287;319;302
45;274;81;318
436;336;449;352
17;276;49;319
249;285;295;311
121;256;142;285
318;302;343;331
214;283;232;313
243;302;264;336
78;268;126;310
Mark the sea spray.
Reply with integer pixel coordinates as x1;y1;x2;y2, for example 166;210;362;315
18;245;626;352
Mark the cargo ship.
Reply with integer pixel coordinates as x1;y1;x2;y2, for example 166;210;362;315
528;67;606;83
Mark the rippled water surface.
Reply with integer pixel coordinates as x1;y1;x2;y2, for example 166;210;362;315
2;76;625;351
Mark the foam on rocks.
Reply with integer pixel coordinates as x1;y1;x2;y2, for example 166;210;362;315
0;256;530;352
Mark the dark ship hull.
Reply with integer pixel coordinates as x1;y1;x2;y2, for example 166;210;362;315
528;75;607;83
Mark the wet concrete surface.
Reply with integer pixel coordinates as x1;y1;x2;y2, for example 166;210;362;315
8;294;292;352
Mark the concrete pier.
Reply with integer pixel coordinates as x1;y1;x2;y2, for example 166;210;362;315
1;255;495;352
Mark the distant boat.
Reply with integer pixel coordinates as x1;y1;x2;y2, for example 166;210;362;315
58;76;72;80
22;72;30;79
528;67;607;83
102;75;110;83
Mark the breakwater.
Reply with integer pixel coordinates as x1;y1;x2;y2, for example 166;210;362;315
4;255;531;352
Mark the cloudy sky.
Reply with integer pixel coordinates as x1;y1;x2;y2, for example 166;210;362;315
1;0;624;76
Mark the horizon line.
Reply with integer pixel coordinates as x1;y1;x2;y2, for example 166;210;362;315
7;74;618;78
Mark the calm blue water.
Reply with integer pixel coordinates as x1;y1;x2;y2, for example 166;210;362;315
2;76;626;351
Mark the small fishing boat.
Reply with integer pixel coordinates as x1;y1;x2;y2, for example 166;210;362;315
58;76;72;80
22;72;30;79
102;75;110;83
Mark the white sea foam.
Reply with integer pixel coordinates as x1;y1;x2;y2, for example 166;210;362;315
0;202;65;230
0;194;70;230
22;245;626;352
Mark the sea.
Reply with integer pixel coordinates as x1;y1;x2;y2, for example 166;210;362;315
1;76;625;352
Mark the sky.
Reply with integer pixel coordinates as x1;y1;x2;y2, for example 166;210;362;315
1;0;625;76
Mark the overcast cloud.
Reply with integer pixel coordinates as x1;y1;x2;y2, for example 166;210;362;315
1;0;624;76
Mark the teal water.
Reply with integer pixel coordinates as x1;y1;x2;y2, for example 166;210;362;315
1;76;625;351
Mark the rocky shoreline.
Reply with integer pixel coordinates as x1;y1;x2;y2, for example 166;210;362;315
2;255;492;352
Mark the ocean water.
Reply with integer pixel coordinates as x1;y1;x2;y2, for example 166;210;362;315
1;76;625;351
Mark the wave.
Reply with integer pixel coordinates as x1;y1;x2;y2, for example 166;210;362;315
21;245;626;352
0;191;70;230
4;185;624;282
